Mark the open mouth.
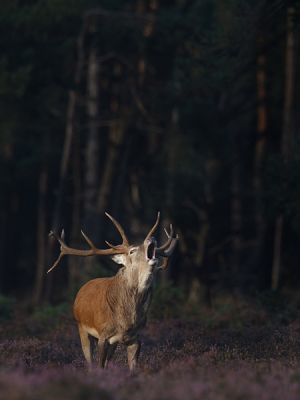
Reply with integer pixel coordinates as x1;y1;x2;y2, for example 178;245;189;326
147;241;156;260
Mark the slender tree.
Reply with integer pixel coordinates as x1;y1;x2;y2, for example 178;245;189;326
272;5;296;290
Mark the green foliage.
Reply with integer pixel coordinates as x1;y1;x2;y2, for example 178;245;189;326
259;290;291;315
0;57;32;98
0;295;15;320
85;263;116;281
258;290;298;324
32;302;72;325
149;281;185;319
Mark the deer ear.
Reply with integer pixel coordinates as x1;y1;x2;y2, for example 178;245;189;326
110;254;126;265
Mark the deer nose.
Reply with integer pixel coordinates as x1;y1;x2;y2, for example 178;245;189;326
145;237;157;247
146;237;156;242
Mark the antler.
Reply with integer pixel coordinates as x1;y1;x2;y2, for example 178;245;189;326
156;225;179;270
105;212;130;247
145;212;160;240
48;214;129;274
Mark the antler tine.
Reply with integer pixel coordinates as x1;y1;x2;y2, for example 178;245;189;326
158;234;179;257
156;224;174;251
49;231;66;249
105;213;130;247
145;212;160;240
47;231;69;273
105;240;119;249
47;252;65;274
81;230;96;249
157;257;169;271
156;230;179;271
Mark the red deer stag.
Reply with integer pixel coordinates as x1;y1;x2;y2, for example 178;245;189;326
48;212;178;371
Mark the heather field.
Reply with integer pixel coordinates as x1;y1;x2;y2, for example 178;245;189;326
1;297;300;400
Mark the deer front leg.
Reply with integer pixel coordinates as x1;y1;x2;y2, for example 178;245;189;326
127;340;141;371
78;324;95;371
97;339;109;368
104;343;118;368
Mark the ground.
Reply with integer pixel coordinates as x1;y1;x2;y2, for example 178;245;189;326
1;296;300;399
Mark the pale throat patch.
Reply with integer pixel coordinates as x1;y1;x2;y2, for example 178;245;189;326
138;263;156;292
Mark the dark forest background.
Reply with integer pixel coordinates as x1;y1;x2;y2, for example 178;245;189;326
0;0;300;308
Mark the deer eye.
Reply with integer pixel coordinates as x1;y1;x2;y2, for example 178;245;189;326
130;248;137;255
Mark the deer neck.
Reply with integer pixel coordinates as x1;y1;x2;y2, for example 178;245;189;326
118;263;155;294
107;269;153;320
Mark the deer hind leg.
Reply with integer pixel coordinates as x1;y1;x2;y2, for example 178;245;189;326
97;339;109;368
78;324;95;371
104;343;118;368
127;340;141;371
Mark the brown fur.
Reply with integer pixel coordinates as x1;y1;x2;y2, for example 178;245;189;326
73;240;157;371
73;275;152;346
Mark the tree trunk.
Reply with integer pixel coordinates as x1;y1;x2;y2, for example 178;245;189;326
272;214;283;290
82;48;101;272
96;57;130;245
271;6;296;290
0;210;7;293
281;7;296;163
159;107;178;286
252;34;267;276
68;118;82;291
45;90;77;302
33;169;48;304
97;119;126;243
231;157;242;276
184;200;210;304
111;135;133;222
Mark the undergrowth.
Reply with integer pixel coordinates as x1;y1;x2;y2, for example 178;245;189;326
1;287;300;399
